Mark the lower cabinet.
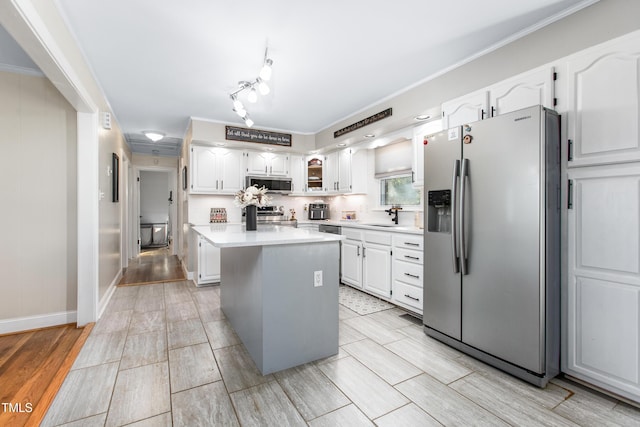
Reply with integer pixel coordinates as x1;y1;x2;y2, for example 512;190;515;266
362;233;392;299
341;235;363;288
196;236;221;286
391;234;424;314
341;227;427;310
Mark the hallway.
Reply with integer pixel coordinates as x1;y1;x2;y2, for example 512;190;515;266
118;248;185;286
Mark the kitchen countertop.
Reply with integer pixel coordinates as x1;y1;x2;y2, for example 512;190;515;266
192;223;344;248
298;220;424;235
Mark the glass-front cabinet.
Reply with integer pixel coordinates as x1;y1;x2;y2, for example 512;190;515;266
307;157;323;191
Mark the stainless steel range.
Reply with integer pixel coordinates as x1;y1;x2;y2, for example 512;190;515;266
243;205;297;227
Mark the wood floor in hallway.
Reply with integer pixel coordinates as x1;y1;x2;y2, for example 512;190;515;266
0;324;92;427
119;247;185;286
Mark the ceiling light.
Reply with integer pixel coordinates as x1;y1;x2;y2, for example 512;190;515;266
337;143;347;147
259;58;273;81
257;78;270;95
415;114;431;121
227;47;275;127
143;131;164;142
248;87;258;103
364;134;376;138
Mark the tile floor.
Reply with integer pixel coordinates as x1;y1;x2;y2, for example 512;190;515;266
42;281;640;426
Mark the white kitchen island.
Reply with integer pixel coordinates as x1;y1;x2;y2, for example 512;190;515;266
192;224;344;375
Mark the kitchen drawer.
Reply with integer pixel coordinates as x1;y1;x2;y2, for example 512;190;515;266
393;259;422;287
394;247;423;264
393;280;422;312
364;230;392;245
392;234;423;251
342;227;363;241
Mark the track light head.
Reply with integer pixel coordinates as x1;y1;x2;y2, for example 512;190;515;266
259;58;273;81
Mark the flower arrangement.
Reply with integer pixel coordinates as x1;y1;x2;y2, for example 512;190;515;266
234;185;272;207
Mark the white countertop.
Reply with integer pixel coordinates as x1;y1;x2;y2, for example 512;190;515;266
297;220;424;235
192;224;344;248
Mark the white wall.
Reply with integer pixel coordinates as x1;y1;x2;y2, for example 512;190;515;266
0;70;78;332
140;171;169;224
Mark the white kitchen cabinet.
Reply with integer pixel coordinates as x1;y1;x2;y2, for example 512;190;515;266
565;163;640;402
412;120;443;187
245;151;289;176
289;154;306;193
341;236;363;289
196;235;221;286
306;156;324;192
362;231;392;300
441;90;488;129
338;149;352;193
324;151;339;193
566;33;640;167
391;234;424;314
488;66;555;117
190;145;243;194
442;65;555;129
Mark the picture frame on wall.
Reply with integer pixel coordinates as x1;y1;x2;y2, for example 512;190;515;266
112;153;119;202
182;166;188;190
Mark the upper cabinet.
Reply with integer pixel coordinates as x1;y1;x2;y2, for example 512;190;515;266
442;66;555;129
324;151;339;193
307;156;324;192
289;154;306;193
190;145;243;194
245;151;289;176
566;34;640;167
442;90;488;129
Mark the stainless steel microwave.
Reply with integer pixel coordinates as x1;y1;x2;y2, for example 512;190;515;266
245;176;293;194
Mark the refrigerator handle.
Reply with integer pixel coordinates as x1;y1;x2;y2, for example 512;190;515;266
451;160;460;273
460;158;469;275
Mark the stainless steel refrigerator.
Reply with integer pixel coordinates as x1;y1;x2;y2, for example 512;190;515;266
423;105;560;387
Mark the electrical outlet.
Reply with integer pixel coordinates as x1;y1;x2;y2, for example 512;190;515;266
314;270;323;287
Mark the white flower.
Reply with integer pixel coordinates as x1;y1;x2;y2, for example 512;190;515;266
234;185;272;208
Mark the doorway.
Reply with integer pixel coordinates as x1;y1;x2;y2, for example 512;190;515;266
131;166;178;259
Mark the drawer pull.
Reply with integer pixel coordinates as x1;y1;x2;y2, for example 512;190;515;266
405;242;420;246
404;294;420;301
404;255;420;260
404;273;420;279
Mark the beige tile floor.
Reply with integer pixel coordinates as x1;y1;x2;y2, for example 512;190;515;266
42;281;640;426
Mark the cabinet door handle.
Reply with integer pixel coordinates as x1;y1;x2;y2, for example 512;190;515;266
270;166;272;174
404;255;420;260
216;180;219;190
405;242;420;247
362;247;366;258
404;272;420;279
404;294;420;302
357;246;360;256
221;180;224;190
265;166;268;173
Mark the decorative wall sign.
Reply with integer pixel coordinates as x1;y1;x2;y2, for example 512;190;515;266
225;126;292;147
334;108;392;138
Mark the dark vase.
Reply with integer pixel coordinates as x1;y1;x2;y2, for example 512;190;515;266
245;205;257;231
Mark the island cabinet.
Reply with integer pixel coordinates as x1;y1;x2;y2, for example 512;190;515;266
244;151;289;176
190;145;243;194
441;65;555;129
391;234;423;314
196;235;220;286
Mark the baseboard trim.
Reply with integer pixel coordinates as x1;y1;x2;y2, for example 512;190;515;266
98;270;122;319
0;311;78;335
182;259;194;281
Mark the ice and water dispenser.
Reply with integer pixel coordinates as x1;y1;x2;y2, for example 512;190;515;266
427;190;451;233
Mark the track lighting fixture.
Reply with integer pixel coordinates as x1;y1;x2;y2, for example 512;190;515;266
228;47;274;127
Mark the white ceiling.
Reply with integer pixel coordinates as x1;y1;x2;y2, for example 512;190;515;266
3;1;595;156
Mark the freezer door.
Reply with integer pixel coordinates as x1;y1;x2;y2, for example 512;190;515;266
423;128;462;340
460;105;549;373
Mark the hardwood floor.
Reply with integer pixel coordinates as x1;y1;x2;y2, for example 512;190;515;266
119;247;185;286
0;324;92;427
